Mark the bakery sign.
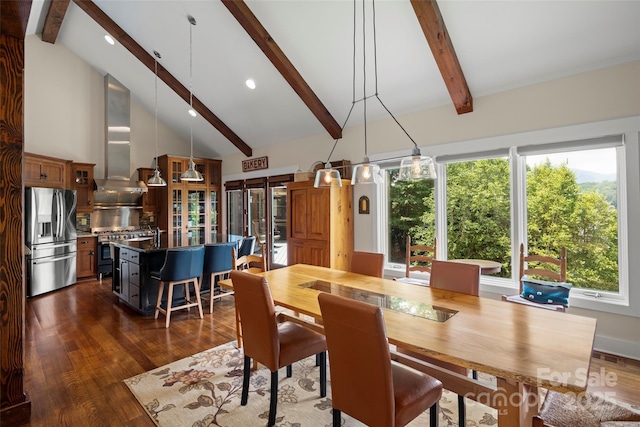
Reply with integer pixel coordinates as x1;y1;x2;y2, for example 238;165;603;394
242;156;269;172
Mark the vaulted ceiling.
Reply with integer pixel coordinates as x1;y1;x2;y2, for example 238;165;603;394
27;0;640;159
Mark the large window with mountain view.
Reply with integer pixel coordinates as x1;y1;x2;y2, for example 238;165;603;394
523;146;620;293
384;135;625;298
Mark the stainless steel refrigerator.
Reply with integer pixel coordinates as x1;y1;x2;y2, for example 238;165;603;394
25;187;78;297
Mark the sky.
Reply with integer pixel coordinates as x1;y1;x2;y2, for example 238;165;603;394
526;147;617;175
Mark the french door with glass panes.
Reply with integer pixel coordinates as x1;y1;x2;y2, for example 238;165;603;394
225;174;292;269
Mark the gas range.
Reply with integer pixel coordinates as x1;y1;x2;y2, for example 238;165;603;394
93;228;154;242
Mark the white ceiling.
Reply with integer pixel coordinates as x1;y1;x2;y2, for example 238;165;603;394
27;0;640;159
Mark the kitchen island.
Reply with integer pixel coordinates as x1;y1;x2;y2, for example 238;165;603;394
111;234;242;315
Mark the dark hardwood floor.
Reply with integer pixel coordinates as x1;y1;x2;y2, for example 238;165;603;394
8;277;640;426
18;277;237;426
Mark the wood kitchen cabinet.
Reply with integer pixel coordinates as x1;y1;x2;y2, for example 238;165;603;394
71;162;95;213
137;167;160;213
24;152;68;189
76;235;97;279
286;179;353;270
157;155;222;246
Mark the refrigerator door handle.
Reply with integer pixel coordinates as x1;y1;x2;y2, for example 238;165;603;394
32;254;76;264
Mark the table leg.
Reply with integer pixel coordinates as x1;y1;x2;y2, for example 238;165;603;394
496;378;539;427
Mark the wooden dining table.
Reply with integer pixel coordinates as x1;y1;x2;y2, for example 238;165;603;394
219;264;596;427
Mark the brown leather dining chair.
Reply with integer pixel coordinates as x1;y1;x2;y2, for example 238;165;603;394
350;250;385;278
397;259;480;427
318;292;443;427
230;270;327;427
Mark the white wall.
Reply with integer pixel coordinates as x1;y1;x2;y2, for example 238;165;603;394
24;35;189;180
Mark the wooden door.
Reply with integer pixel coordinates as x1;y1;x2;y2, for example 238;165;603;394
307;189;329;240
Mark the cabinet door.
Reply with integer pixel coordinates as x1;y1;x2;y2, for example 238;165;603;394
76;238;96;279
288;240;307;265
24;156;44;184
307;241;329;267
289;189;308;239
307;189;329;240
73;164;95;213
41;160;66;188
138;168;160;212
120;260;129;299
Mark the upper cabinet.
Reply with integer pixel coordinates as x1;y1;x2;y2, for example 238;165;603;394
24;152;69;189
71;162;95;213
157;155;222;246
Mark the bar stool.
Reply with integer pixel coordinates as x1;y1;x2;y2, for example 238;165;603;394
152;246;205;328
202;243;235;314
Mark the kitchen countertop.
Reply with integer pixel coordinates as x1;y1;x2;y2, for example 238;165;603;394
110;233;244;253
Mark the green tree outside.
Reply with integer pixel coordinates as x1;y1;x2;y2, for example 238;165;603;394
387;159;619;292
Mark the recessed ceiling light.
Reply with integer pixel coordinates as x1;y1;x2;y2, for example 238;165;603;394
245;79;256;90
104;34;115;45
188;108;197;117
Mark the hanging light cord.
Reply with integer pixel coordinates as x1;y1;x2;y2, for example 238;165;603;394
154;52;159;170
189;15;195;159
362;0;368;161
370;0;418;149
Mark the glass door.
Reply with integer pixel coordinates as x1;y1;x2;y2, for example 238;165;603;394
187;190;206;244
248;188;266;255
227;189;244;238
271;186;288;268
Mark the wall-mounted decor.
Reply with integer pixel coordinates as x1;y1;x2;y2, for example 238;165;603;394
242;156;269;172
358;195;370;214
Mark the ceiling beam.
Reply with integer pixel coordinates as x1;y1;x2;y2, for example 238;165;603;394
42;0;70;43
410;0;473;114
72;0;253;157
221;0;342;140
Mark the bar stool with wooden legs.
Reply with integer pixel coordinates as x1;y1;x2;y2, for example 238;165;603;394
152;246;205;328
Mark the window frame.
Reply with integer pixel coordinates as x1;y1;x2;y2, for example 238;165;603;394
378;117;639;317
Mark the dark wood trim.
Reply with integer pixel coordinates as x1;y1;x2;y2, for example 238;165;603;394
42;0;71;44
221;0;342;140
410;0;473;114
0;25;31;419
0;0;32;39
71;0;253;157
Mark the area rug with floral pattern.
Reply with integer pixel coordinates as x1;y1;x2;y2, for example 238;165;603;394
124;341;500;426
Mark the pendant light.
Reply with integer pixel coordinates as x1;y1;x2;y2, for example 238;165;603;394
180;15;204;182
351;0;381;185
147;50;167;187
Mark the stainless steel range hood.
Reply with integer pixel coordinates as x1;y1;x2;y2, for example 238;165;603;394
94;74;147;205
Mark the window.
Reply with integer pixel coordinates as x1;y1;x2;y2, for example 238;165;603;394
383;131;628;309
522;146;621;294
386;168;434;265
444;157;512;278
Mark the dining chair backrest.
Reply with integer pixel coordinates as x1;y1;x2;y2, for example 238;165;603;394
318;292;395;426
406;236;437;276
233;245;266;273
429;260;480;296
350;251;385;278
230;270;280;371
158;246;205;282
519;243;567;293
203;243;235;275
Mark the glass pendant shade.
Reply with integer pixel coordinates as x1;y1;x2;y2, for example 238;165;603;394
398;147;437;181
314;164;342;188
181;158;203;182
351;158;381;185
147;167;167;187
